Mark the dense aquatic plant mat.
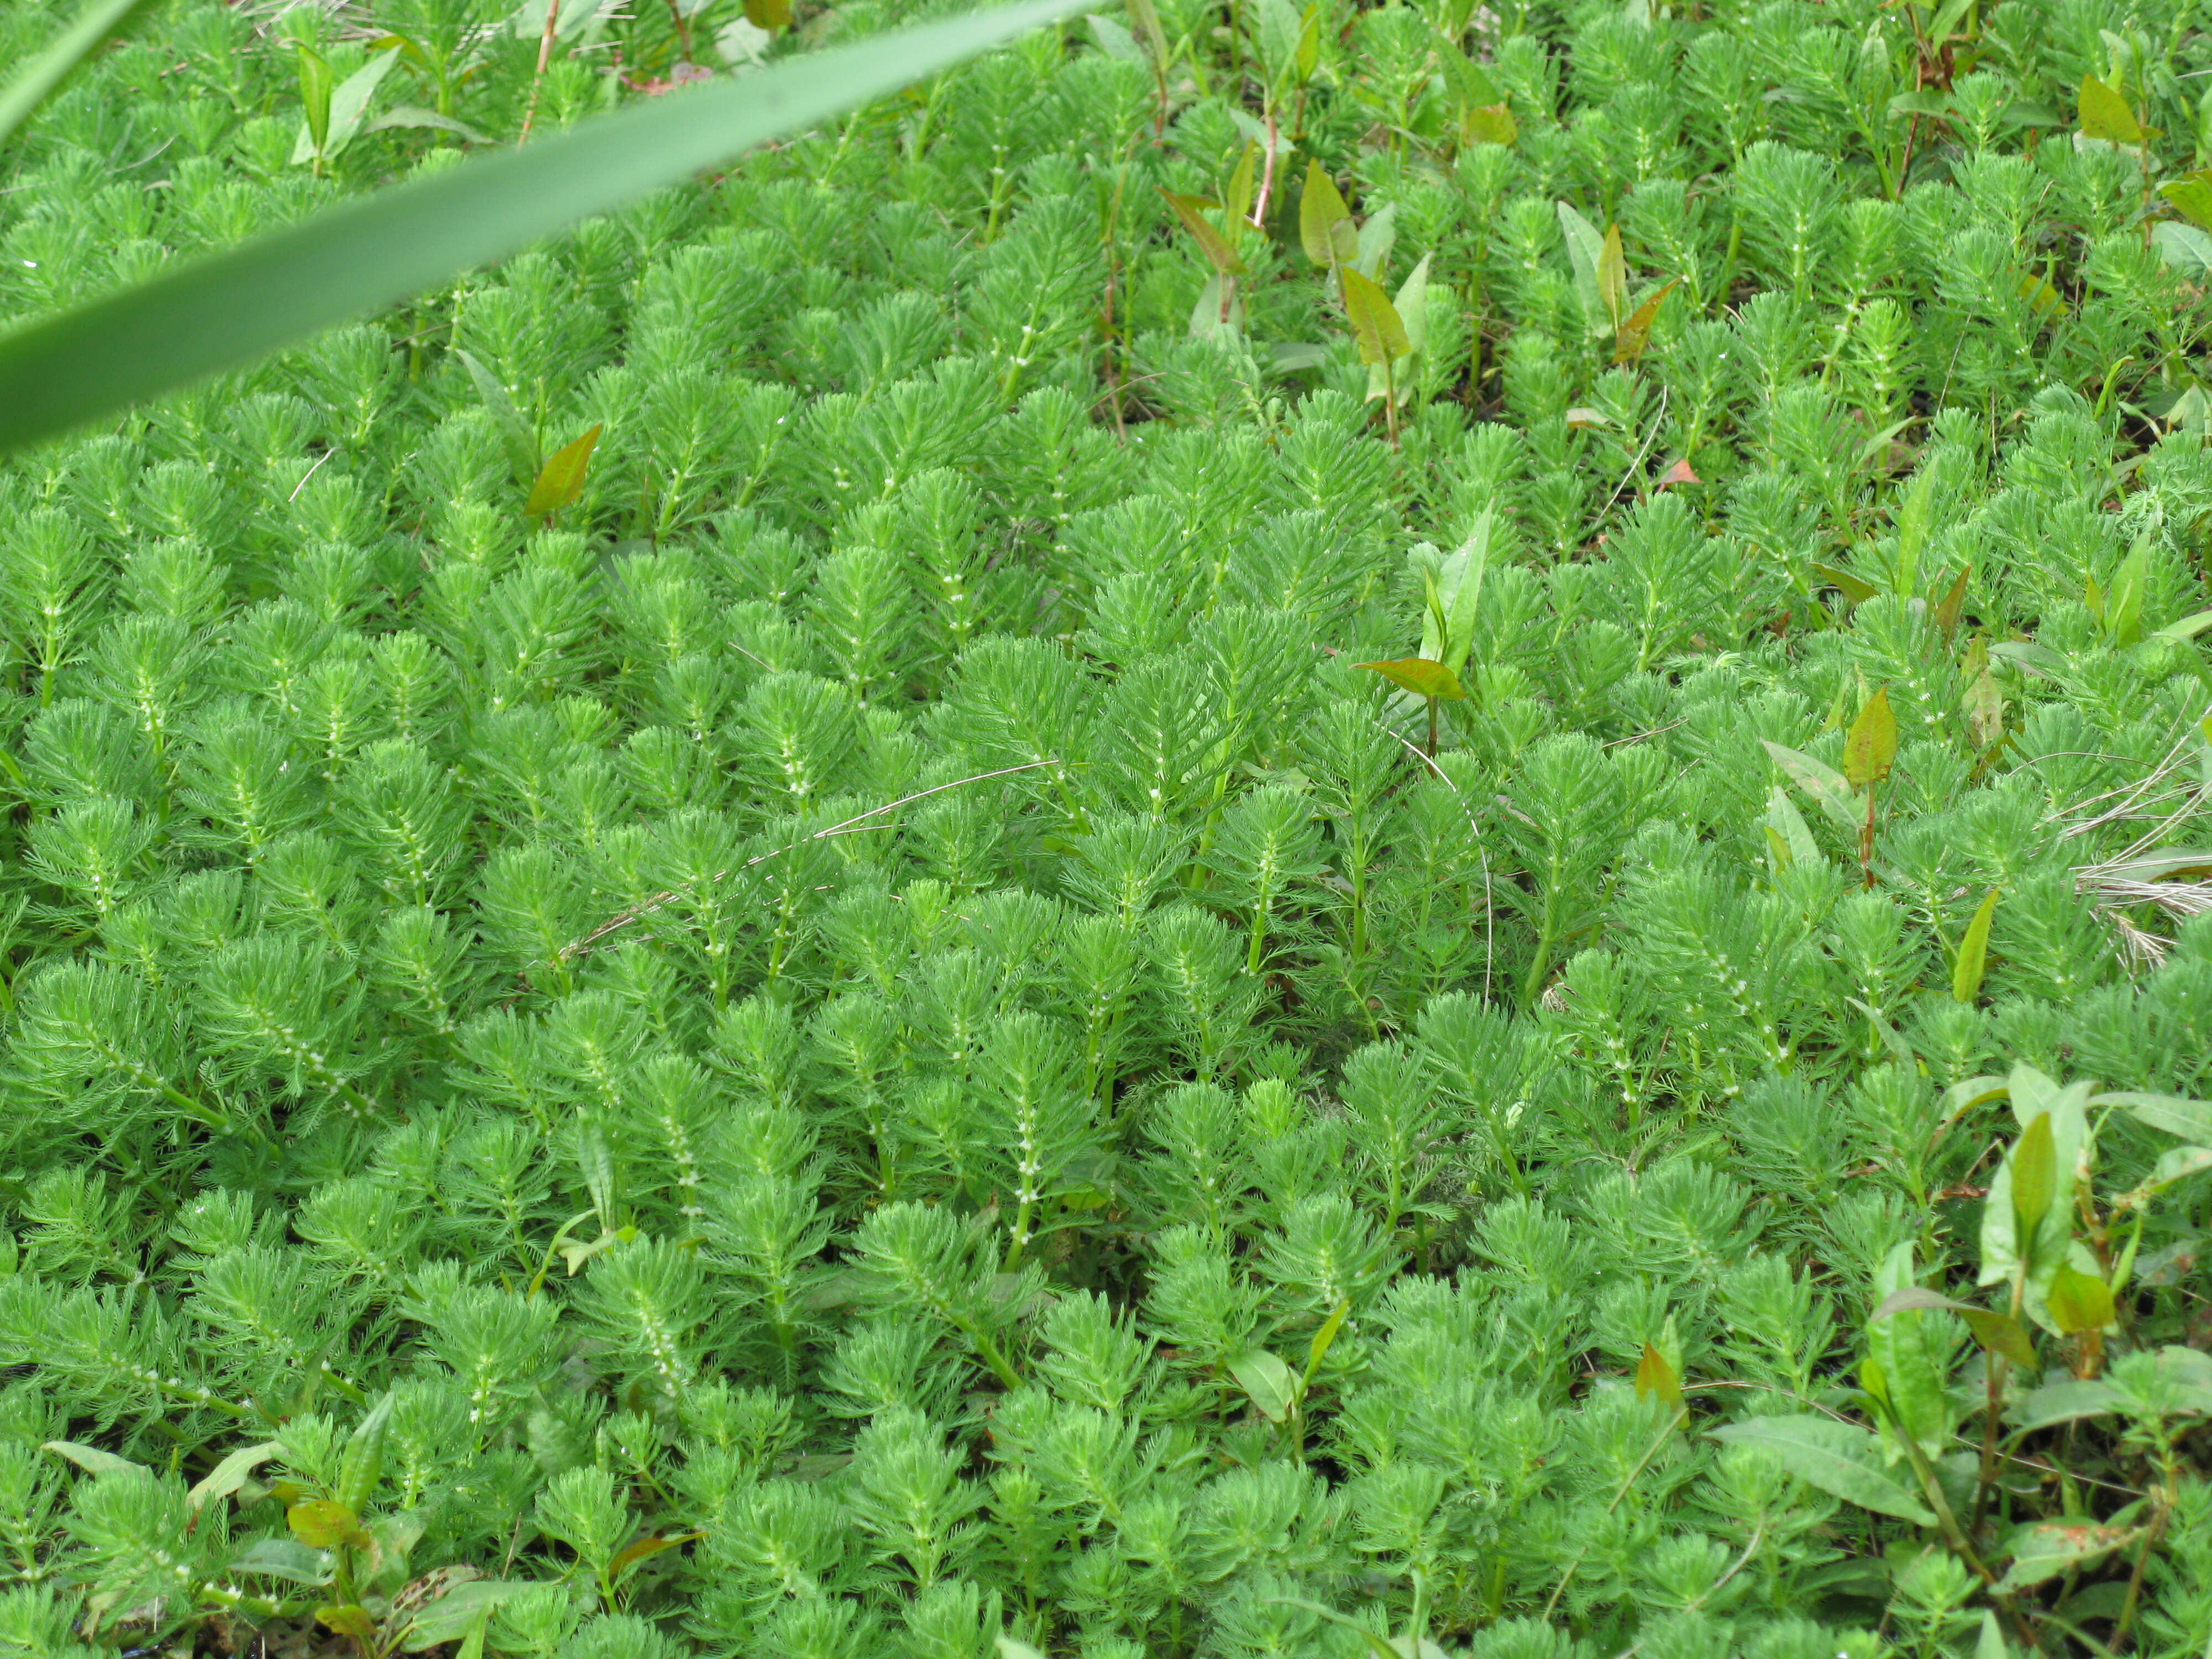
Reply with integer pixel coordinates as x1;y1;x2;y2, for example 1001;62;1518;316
4;0;2212;1655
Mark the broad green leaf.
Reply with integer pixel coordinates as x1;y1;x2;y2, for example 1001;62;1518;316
1162;192;1245;276
1228;1347;1297;1422
1355;658;1465;701
291;48;401;166
2151;219;2212;274
1962;636;2006;749
1875;1287;2038;1368
229;1537;336;1586
2013;1378;2120;1431
1976;1611;2008;1659
1438;41;1500;109
335;1391;395;1516
1895;465;1937;589
2161;175;2212;230
1952;888;1999;1003
1707;1416;1937;1525
1556;200;1610;338
2094;1091;2212;1141
2107;538;2150;644
1865;1245;1956;1458
296;44;335;159
1299;161;1355;268
2153;607;2212;642
289;1498;373;1551
998;1641;1050;1659
1842;687;1898;787
525;424;603;519
1760;740;1862;835
0;0;1095;455
1087;14;1146;61
1764;786;1822;868
1997;1521;2138;1591
1416;513;1491;675
2044;1262;2115;1335
187;1442;283;1514
1339;267;1410;366
41;1440;146;1478
400;1582;531;1651
1352;199;1396;280
2009;1113;2057;1256
2078;72;2143;144
0;0;158;152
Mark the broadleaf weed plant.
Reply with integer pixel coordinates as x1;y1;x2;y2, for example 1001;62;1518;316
6;0;2212;1655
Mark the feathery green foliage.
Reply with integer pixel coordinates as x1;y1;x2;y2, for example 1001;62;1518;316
4;0;2212;1656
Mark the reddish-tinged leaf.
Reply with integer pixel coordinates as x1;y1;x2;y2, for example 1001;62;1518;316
1657;457;1699;486
1842;687;1898;787
1162;191;1245;276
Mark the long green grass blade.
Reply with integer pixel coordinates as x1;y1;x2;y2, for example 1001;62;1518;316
0;0;1087;454
0;0;157;150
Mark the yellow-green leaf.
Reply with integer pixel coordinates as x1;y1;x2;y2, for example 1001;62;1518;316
1634;1340;1683;1408
1462;102;1516;145
1953;888;2000;1003
1162;191;1245;276
296;44;334;157
611;1531;702;1579
2078;73;2143;144
2045;1262;2115;1334
1842;687;1898;788
289;1498;373;1551
524;424;602;519
1339;266;1409;366
744;0;792;30
1597;223;1628;330
2161;174;2212;231
315;1605;378;1640
1298;160;1354;268
1355;658;1465;700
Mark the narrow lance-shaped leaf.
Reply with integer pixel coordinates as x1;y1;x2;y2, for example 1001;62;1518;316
296;44;335;159
1162;192;1245;276
0;0;159;151
0;0;1097;454
2010;1112;2057;1255
1953;888;1999;1003
1597;223;1627;330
